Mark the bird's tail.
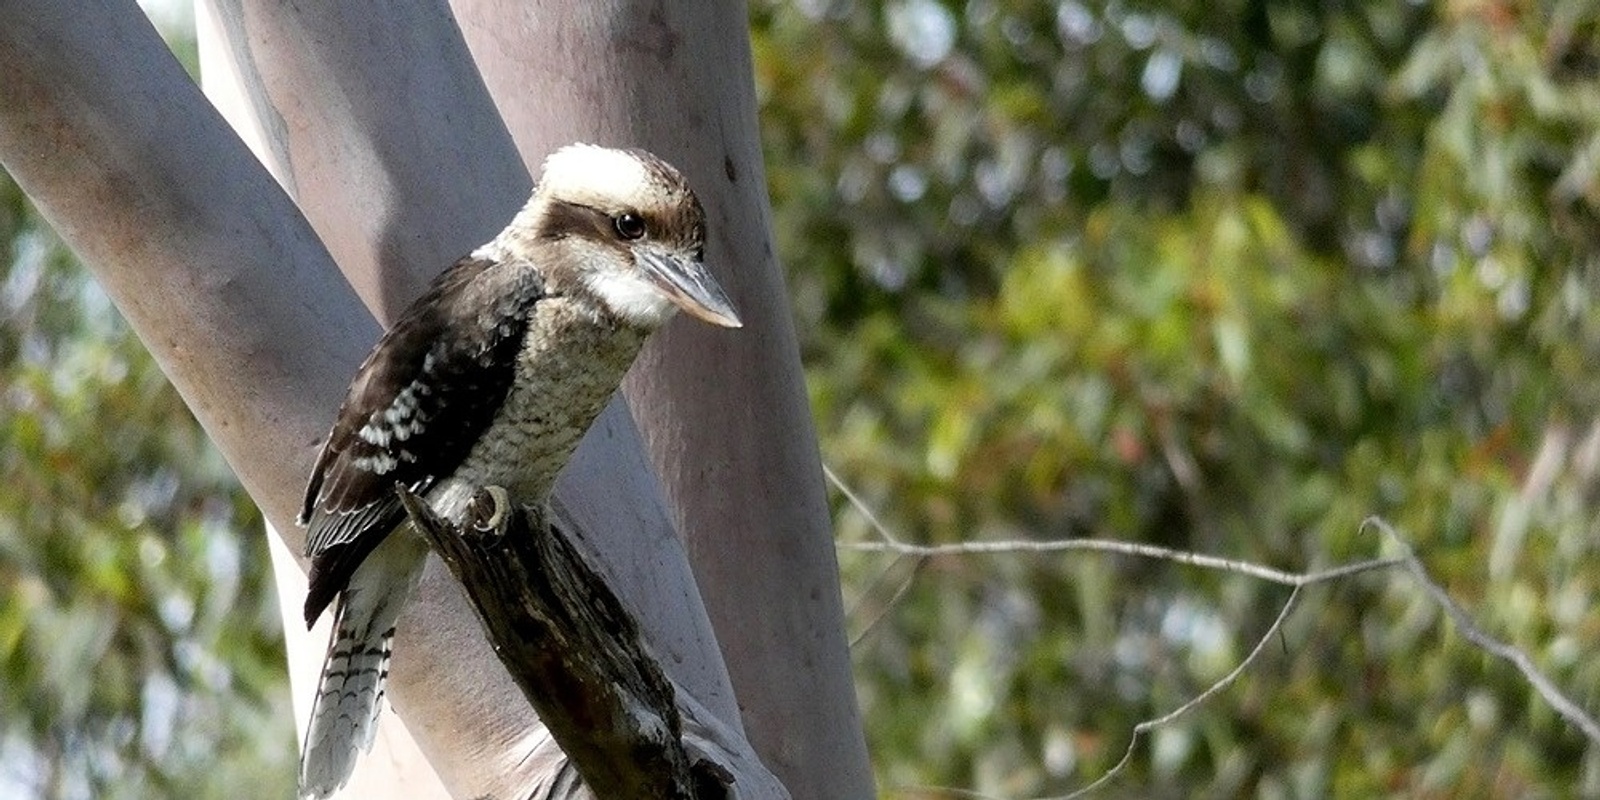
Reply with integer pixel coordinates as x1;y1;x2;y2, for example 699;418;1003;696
298;575;407;798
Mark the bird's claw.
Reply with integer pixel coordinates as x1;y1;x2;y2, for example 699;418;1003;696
465;485;511;542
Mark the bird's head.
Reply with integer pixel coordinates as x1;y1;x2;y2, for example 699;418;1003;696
510;144;741;330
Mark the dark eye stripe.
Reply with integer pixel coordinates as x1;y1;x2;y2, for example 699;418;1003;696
539;201;613;242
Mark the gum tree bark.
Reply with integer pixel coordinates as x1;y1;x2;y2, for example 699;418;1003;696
0;0;869;796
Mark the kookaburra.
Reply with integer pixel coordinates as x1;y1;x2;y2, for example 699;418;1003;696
296;144;740;798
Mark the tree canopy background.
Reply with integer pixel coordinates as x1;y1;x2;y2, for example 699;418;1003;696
3;1;1598;796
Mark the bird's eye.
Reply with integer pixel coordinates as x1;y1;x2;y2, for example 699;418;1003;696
613;213;647;241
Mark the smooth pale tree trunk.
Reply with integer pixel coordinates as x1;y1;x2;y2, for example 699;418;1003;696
0;0;870;797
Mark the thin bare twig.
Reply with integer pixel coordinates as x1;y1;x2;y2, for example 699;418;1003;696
847;555;928;649
1364;516;1600;744
1057;584;1305;799
827;465;1600;797
828;461;1400;586
843;535;1402;587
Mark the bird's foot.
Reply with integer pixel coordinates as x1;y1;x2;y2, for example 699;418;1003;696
464;485;512;543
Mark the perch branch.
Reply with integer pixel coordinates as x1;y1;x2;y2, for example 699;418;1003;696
397;485;726;800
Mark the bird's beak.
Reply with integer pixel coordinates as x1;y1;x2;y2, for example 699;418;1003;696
639;250;743;328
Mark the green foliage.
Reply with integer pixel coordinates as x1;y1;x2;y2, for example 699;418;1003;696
0;174;293;797
755;0;1600;795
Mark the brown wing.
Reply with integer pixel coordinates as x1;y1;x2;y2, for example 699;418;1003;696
299;255;543;626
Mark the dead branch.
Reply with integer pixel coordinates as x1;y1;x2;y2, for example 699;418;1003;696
398;485;728;800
